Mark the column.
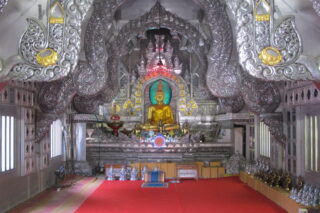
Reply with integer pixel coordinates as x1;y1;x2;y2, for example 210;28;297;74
75;123;86;161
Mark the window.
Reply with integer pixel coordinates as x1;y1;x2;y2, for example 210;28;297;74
305;115;319;172
0;116;14;172
259;122;271;157
50;119;62;158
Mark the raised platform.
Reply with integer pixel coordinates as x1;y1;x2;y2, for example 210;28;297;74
240;171;307;213
87;142;232;164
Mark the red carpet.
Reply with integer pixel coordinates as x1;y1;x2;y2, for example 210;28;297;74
76;177;286;213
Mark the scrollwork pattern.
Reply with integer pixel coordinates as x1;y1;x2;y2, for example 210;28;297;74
19;19;48;66
75;0;208;99
36;76;76;142
8;0;94;81
226;0;316;81
195;0;242;97
218;96;245;113
240;71;280;114
310;0;320;16
73;0;124;96
0;0;8;13
273;17;301;64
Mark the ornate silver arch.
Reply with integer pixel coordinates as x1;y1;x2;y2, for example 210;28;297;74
75;1;208;98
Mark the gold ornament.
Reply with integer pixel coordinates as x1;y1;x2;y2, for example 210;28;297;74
123;99;133;109
254;0;271;22
36;48;58;67
49;2;65;24
255;14;270;22
258;47;282;66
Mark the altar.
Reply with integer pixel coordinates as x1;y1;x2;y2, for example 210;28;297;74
72;29;233;168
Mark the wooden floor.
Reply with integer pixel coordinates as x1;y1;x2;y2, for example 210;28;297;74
7;176;103;213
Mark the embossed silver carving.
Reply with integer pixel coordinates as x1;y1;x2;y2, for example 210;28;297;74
240;71;281;114
0;0;8;13
260;113;286;145
226;0;318;81
75;1;207;99
218;96;245;113
310;0;320;16
194;0;241;97
8;0;94;81
38;81;63;113
35;113;58;143
36;76;76;142
273;17;301;65
73;94;103;114
18;19;48;66
73;0;125;96
38;77;76;114
226;152;246;174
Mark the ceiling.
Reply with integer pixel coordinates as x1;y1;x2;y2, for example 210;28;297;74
0;0;319;61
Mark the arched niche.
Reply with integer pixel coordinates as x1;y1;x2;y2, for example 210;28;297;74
131;72;192;123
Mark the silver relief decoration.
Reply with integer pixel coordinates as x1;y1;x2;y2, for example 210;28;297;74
310;0;320;16
19;19;48;66
6;0;94;81
194;0;241;97
0;0;8;13
36;76;76;142
226;0;319;81
260;113;286;145
38;81;63;113
240;71;280;114
73;0;125;96
38;77;76;114
73;94;103;114
114;2;208;57
75;1;208;99
35;113;58;143
218;96;245;113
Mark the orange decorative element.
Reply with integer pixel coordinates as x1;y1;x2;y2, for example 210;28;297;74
154;136;165;147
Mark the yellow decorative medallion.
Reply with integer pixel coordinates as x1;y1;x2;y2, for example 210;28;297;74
36;48;58;67
258;47;282;66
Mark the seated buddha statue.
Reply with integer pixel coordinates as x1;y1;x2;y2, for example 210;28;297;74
140;80;179;131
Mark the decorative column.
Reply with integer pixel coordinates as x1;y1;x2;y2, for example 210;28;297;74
72;122;92;175
75;123;86;161
254;115;260;160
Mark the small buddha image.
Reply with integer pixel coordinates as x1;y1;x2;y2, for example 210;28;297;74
140;80;179;131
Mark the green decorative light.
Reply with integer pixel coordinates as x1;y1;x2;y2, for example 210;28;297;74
149;80;172;105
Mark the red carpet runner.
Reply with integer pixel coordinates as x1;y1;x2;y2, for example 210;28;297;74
76;177;286;213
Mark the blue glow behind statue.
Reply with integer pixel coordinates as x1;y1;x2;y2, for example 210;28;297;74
149;80;172;105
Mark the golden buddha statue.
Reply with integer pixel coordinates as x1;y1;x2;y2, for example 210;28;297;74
140;80;179;131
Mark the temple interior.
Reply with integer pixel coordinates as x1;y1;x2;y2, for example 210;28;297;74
0;0;320;212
